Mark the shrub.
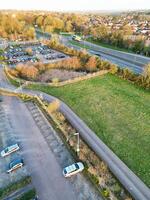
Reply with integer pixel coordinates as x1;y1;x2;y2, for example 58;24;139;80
52;57;82;71
52;77;59;84
143;63;150;78
90;174;99;185
102;188;110;197
47;100;60;114
109;64;118;74
121;68;132;79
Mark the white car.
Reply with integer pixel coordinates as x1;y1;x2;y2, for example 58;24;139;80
1;144;20;157
63;162;84;177
7;158;24;173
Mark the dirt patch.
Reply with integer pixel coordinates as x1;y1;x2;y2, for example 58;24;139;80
37;69;87;82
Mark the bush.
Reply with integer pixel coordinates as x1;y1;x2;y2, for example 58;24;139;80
49;57;82;71
109;64;118;74
47;100;60;114
90;174;99;185
102;188;110;197
52;77;59;84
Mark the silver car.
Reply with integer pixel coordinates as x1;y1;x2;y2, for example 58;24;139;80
1;144;20;157
63;162;84;177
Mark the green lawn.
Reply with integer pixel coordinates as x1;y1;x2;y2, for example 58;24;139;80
69;38;132;53
28;74;150;187
69;40;90;49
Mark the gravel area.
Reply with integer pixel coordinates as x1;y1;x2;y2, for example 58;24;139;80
37;69;87;82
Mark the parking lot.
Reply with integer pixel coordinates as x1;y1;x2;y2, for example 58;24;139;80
25;101;102;200
2;42;68;66
0;95;102;200
0;96;29;189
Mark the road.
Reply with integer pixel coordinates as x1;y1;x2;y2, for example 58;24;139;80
60;35;150;74
0;57;150;199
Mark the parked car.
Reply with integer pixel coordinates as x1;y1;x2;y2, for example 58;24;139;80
63;162;84;177
1;144;20;157
7;158;24;173
58;54;65;58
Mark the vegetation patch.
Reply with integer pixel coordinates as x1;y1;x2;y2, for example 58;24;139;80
15;188;36;200
28;74;150;187
0;176;32;199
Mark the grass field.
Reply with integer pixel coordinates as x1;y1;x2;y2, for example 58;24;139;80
69;38;132;53
86;38;133;53
29;74;150;187
69;40;90;49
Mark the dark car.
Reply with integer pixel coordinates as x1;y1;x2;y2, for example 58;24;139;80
7;158;24;173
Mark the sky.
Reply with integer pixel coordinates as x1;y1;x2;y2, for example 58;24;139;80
0;0;150;12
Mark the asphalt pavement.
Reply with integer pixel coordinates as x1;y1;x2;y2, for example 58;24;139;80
1;96;102;200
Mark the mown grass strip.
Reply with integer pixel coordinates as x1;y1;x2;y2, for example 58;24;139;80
0;176;32;199
15;188;36;200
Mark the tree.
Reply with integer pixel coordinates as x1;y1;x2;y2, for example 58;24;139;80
36;15;44;28
69;57;81;70
65;21;73;32
25;48;33;56
45;25;54;33
25;27;35;40
22;65;38;80
34;62;46;73
92;25;109;41
16;63;38;80
131;40;144;53
86;56;97;72
121;24;133;35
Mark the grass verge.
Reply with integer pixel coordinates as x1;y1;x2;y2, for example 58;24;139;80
28;74;150;187
69;40;90;50
0;176;32;199
86;38;133;53
15;188;36;200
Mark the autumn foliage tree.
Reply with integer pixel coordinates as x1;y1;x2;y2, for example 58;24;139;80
54;57;82;71
16;63;38;80
85;56;97;72
34;62;46;73
25;48;33;56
